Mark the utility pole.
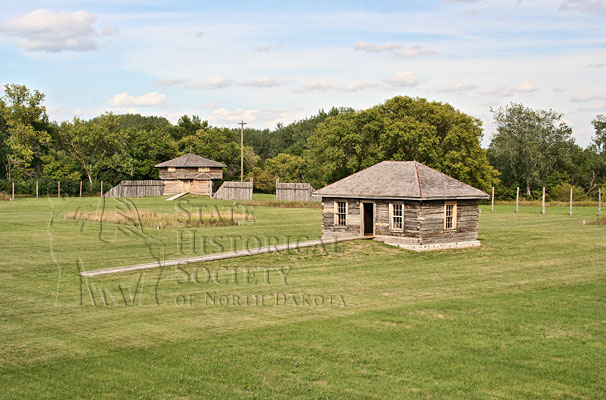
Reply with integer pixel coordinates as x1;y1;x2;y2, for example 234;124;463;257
238;120;247;182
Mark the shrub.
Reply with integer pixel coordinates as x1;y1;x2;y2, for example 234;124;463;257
550;183;587;202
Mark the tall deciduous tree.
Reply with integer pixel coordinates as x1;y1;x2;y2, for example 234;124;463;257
488;103;575;196
592;114;606;152
265;153;308;182
306;96;498;191
59;113;121;185
0;84;51;179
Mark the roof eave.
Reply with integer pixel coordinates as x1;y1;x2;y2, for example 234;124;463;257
314;193;489;201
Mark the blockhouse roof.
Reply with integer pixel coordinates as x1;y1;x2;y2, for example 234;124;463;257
155;153;226;168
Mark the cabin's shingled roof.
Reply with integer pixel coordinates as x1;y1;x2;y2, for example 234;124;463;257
155;153;226;168
314;161;489;200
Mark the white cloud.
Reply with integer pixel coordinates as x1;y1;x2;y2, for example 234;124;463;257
341;81;376;92
394;46;437;58
383;71;420;87
252;45;271;52
155;76;281;89
194;30;204;38
483;81;537;96
240;77;283;87
585;62;606;68
354;41;436;58
154;77;235;89
252;44;283;52
571;92;606;102
0;9;99;52
292;79;334;93
442;0;484;3
203;77;235;89
206;107;306;128
559;0;606;14
576;103;606;112
108;92;166;108
353;41;401;53
436;83;479;93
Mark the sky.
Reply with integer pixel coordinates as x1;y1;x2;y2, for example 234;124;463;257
0;0;605;147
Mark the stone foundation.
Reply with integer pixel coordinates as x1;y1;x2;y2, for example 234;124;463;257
375;236;481;252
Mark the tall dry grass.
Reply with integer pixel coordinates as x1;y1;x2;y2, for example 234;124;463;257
65;209;250;229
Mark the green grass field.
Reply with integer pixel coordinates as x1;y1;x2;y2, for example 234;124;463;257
0;195;605;399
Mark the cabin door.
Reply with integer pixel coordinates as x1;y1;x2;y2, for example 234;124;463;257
362;202;374;237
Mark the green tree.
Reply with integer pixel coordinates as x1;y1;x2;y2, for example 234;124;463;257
307;96;498;191
488;103;575;197
40;149;81;181
179;125;260;181
265;153;308;182
59;113;122;185
592;114;606;152
248;167;276;193
0;84;51;179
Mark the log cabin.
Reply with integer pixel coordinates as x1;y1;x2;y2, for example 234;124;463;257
155;153;226;196
314;161;490;251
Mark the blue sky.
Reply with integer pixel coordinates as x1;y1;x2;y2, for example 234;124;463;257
1;0;605;146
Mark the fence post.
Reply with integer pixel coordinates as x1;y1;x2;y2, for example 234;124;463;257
100;181;103;198
569;187;573;216
491;186;494;212
58;181;60;198
79;180;82;198
516;187;519;213
542;187;545;215
11;181;14;201
36;180;38;199
599;188;602;217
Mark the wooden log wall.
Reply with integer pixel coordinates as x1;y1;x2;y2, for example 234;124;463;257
103;180;165;198
276;182;320;202
212;181;253;200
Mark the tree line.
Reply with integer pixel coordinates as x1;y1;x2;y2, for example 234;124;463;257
1;83;605;200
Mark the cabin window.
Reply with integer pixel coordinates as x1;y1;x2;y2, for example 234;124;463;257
335;201;347;226
444;201;458;230
168;167;176;172
389;203;404;231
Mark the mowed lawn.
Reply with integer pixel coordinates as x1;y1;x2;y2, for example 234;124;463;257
0;195;605;399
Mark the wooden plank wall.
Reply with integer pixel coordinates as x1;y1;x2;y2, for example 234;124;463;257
103;180;165;198
212;181;253;200
419;199;479;244
276;182;320;202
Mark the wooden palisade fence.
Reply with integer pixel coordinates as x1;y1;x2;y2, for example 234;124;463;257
104;180;164;198
275;178;320;202
212;179;253;200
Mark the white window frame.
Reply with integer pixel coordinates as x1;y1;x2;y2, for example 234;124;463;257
334;201;348;227
389;202;404;231
444;201;458;230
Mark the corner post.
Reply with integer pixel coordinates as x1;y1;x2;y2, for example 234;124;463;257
516;186;519;213
569;187;573;216
491;186;494;212
542;187;546;215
